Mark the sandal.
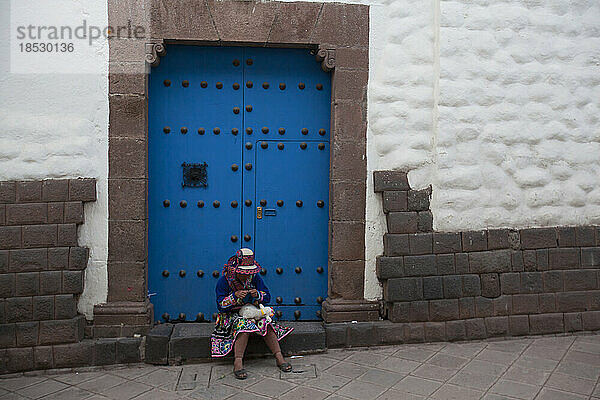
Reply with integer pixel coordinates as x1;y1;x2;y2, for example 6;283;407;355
233;369;248;380
277;362;292;373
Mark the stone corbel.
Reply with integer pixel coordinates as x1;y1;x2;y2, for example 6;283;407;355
315;47;335;72
145;41;166;68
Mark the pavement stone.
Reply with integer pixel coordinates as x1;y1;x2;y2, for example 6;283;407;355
2;332;600;399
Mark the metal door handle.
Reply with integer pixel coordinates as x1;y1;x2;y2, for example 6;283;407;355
264;209;277;216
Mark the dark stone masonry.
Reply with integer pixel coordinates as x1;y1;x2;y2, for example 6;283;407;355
0;179;141;374
370;170;600;343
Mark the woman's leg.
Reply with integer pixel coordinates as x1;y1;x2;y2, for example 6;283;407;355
234;332;249;372
262;325;285;365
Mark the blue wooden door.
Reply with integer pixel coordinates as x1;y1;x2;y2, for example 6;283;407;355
148;46;330;322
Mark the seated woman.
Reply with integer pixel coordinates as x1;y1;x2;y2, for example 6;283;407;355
210;248;294;380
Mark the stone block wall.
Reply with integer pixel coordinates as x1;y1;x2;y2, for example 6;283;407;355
375;171;600;340
0;179;142;373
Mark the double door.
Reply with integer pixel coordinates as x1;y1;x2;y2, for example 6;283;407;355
148;45;331;322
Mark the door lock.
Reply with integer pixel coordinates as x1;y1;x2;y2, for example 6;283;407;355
257;207;263;219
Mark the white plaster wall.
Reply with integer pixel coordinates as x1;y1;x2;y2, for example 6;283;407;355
365;0;600;300
0;0;109;318
434;0;600;231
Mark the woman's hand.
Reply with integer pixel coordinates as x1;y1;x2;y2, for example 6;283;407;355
249;289;259;298
234;290;248;299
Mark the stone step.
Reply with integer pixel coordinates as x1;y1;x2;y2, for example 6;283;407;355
146;321;326;365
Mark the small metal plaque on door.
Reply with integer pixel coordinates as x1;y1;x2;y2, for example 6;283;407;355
182;162;208;188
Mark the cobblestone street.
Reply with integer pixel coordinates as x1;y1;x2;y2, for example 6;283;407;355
3;333;600;399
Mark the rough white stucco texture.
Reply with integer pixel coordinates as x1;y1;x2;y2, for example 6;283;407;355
0;0;109;318
366;0;600;299
435;0;600;231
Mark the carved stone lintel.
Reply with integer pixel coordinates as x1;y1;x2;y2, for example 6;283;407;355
145;41;166;67
315;47;335;72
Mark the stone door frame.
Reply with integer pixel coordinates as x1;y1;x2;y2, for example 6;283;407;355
101;0;376;333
